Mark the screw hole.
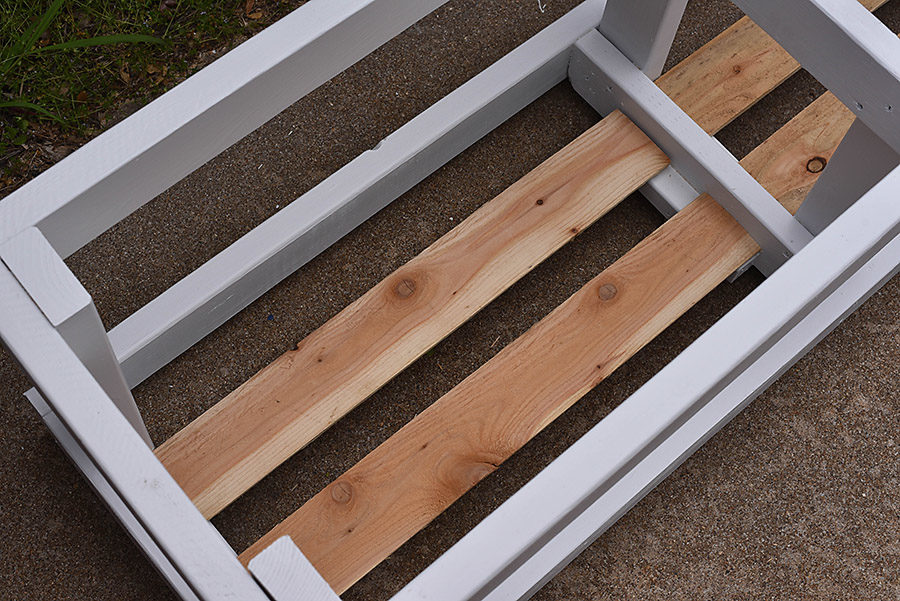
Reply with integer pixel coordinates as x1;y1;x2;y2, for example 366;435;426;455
887;105;893;112
856;102;864;111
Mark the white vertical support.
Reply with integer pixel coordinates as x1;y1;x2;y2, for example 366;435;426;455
598;0;689;79
730;0;900;153
0;264;272;601
796;119;900;235
641;165;701;219
598;0;699;222
248;537;341;601
0;227;153;448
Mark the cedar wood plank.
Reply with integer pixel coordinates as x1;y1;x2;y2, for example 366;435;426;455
240;92;855;592
157;0;882;518
156;111;669;518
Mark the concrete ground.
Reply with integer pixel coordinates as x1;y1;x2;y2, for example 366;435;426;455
1;1;898;599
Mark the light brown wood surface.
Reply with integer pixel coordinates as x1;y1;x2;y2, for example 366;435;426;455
158;0;873;519
239;92;856;593
155;110;668;518
656;0;885;134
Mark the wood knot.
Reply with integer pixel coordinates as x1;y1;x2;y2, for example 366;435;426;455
806;156;827;173
395;278;416;298
597;283;618;301
331;480;353;504
535;198;544;206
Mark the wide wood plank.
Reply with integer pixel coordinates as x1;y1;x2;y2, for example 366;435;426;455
155;111;668;518
656;0;886;134
239;92;855;592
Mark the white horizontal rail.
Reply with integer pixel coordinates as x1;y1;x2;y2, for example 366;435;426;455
0;266;271;601
569;29;814;274
394;166;900;601
482;233;900;601
731;0;900;154
104;0;609;388
0;0;450;258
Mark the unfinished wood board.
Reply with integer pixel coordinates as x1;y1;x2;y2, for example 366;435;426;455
656;0;885;134
158;0;868;519
155;110;668;518
239;91;856;593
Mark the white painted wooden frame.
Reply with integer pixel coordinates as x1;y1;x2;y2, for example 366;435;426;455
2;0;899;599
0;228;153;446
728;0;900;240
394;165;900;601
0;0;454;258
0;265;271;601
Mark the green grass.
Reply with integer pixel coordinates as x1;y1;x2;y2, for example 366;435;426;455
0;0;304;185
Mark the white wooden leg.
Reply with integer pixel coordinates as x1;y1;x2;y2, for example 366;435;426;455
0;263;271;601
23;389;200;601
796;119;900;235
598;0;689;79
0;227;153;447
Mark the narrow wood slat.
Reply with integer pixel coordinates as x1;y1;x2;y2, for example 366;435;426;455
239;92;855;592
656;0;886;134
155;111;669;518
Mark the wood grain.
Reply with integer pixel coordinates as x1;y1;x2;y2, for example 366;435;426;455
742;92;853;214
158;0;878;518
239;91;856;593
656;0;886;134
155;110;668;518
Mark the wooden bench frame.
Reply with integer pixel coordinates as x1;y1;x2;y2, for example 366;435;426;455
1;1;899;599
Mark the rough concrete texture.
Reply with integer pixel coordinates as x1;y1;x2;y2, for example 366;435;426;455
1;1;898;600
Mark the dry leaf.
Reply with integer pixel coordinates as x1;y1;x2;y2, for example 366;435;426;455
248;10;263;19
146;64;168;84
119;65;131;84
245;0;255;13
76;91;88;102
